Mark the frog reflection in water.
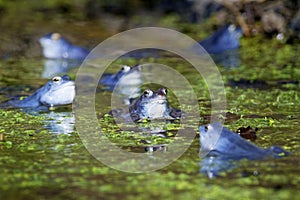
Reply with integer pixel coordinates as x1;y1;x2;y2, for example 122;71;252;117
39;33;89;60
199;122;288;178
1;75;75;109
129;88;181;122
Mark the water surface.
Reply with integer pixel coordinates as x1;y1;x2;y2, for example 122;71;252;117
0;23;300;200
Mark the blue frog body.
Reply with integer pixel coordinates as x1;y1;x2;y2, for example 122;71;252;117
39;33;89;60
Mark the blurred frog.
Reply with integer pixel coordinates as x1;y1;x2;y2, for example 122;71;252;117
39;33;89;60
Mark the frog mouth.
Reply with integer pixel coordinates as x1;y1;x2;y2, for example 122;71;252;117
53;81;75;91
152;99;167;104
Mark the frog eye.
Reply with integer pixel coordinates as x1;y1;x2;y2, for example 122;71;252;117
52;76;62;83
228;24;236;32
143;89;153;97
51;33;61;40
121;65;131;73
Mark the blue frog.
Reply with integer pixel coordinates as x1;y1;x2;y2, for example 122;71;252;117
100;65;142;105
199;122;288;178
129;88;181;122
39;33;89;60
100;65;142;89
199;24;242;54
1;75;75;109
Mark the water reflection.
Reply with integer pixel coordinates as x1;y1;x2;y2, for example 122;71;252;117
42;111;75;134
42;59;82;78
210;49;240;68
8;107;75;134
23;108;75;134
200;154;238;179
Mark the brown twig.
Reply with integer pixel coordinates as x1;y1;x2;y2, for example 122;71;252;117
220;0;252;37
0;133;5;141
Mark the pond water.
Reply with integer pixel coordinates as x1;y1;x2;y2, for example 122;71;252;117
0;23;300;199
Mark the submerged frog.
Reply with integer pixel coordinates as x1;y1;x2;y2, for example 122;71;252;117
39;33;89;60
1;75;75;109
199;122;288;178
129;88;181;122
